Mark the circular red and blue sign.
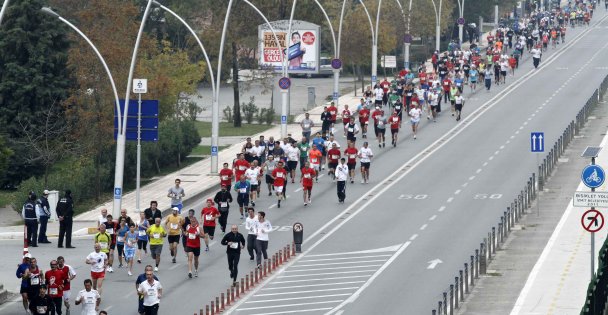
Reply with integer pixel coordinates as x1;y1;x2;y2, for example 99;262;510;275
457;17;466;25
403;34;413;44
278;77;291;90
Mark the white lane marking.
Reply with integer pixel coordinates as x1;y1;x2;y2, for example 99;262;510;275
278;270;376;279
469;176;476;180
489;156;494;160
409;234;419;241
255;287;359;297
528;117;532;121
500;145;505;149
240;300;344;310
305;245;401;257
476;168;482;174
511;135;516;139
429;215;437;221
327;242;412;312
438;206;446;212
105;305;114;311
269;204;277;209
506;140;510;144
284;265;383;273
262;281;367;291
519;126;524;130
523;121;528;126
495;151;500;155
447;197;454;203
483;162;488;167
462;182;469;187
454;189;461;195
299;254;392;263
294;188;303;192
247;294;351;304
515;130;520;134
420;224;428;230
293;260;389;268
245;307;334;315
169;263;181;270
272;275;370;285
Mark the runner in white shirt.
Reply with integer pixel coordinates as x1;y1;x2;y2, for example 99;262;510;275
409;102;422;139
137;273;162;314
374;85;384;107
358;142;374;184
286;143;300;184
85;243;108;296
254;211;272;268
75;279;100;315
245;208;258;261
531;46;542;69
454;92;465;122
245;162;261;207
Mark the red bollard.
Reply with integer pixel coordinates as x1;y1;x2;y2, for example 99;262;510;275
262;261;267;277
211;301;215;315
254;268;259;282
279;250;283;265
220;293;225;310
246;274;250;290
206;305;210;315
228;288;232;305
240;278;245;294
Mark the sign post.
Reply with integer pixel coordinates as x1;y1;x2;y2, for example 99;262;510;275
581;146;604;280
133;79;147;213
531;132;544;216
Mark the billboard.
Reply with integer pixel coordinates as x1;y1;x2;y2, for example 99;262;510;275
258;20;321;74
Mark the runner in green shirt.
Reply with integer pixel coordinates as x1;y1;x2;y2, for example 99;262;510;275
297;139;310;171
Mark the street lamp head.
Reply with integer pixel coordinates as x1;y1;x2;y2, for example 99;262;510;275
40;7;60;18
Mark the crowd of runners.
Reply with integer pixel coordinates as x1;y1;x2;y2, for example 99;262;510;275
14;1;599;315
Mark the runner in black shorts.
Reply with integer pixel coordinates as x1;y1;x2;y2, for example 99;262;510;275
167;235;180;244
203;225;215;238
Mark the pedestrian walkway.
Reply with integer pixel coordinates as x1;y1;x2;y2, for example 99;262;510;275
231;245;401;314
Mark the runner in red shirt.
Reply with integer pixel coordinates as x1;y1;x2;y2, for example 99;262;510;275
358;102;370;139
233;154;250;183
441;78;452;104
219;163;234;190
300;161;316;206
45;260;66;312
327;102;338;132
201;199;220;251
371;106;385;147
271;161;288;208
185;217;203;278
418;71;427;85
389;111;401;147
342;105;351;134
344;142;358;184
57;257;75;313
326;143;341;180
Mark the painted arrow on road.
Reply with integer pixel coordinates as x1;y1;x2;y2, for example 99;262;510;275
427;259;443;269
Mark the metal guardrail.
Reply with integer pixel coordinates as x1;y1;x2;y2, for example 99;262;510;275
431;74;608;315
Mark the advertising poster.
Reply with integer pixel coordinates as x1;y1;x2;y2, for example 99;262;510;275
259;20;320;74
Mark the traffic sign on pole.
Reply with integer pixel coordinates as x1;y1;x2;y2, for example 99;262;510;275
133;79;148;94
211;146;218;156
582;209;604;233
331;58;342;70
114;187;122;199
582;164;605;189
403;34;413;44
281;115;287;124
457;17;466;25
278;77;291;90
574;191;608;208
530;132;544;152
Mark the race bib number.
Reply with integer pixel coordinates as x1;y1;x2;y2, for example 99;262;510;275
311;158;318;163
100;243;108;249
221;175;228;181
138;231;146;236
220;202;228;208
330;111;336;115
147;289;156;297
365;121;369;125
239;188;247;193
170;223;178;230
31;277;40;285
332;155;339;160
107;228;114;235
303;123;310;128
188;233;196;240
117;236;125;242
205;215;213;221
347;128;354;133
230;243;239;249
304;173;311;178
50;288;58;295
85;296;95;304
239;166;246;170
349;154;356;159
153;233;161;239
37;306;47;314
393;117;398;122
276;173;283;178
378;122;384;127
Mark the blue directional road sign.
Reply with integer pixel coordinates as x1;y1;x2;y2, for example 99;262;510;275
530;132;544;152
333;92;339;100
115;99;159;117
114;99;159;142
281;115;287;124
582;165;605;189
211;146;218;156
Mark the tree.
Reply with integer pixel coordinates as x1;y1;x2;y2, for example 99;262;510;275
16;101;73;186
0;136;14;185
0;0;71;186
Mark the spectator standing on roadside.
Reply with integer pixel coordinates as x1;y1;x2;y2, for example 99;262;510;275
37;190;52;244
56;190;75;248
23;192;39;247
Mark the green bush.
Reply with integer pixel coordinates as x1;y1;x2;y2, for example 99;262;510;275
222;106;233;123
241;96;258;124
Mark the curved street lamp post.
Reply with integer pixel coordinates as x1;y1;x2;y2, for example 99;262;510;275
430;0;442;52
0;0;9;26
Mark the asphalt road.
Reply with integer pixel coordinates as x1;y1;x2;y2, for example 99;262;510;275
2;12;608;315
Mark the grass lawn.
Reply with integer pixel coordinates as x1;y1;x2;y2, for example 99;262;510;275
190;145;229;156
194;121;272;138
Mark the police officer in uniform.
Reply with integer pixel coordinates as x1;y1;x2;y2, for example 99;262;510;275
56;190;75;248
22;192;39;247
37;190;52;244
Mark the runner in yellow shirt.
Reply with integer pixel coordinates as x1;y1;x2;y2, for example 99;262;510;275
147;218;167;271
165;207;184;263
94;224;112;255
